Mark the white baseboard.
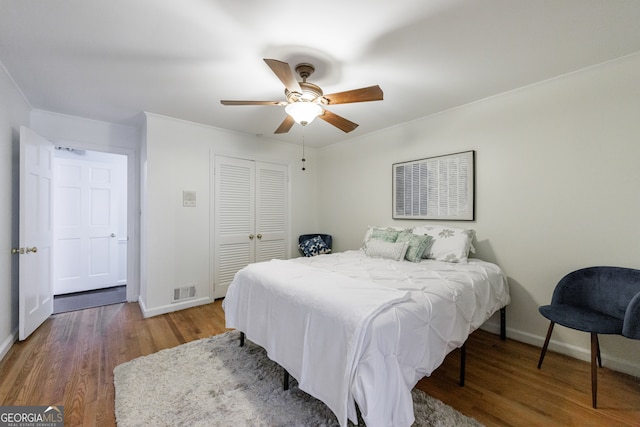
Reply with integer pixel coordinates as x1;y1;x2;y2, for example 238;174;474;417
138;296;213;318
480;322;640;377
0;328;18;363
137;297;148;315
480;318;502;336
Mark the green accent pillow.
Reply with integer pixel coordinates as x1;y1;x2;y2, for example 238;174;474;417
396;232;433;262
370;227;401;243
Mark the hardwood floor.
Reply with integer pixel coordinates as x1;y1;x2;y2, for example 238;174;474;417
0;301;638;426
419;332;640;426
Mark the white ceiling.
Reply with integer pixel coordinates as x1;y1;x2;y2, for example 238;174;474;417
2;0;640;148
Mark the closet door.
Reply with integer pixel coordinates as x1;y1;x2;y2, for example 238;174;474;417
54;158;119;294
213;157;289;298
255;162;288;262
214;157;255;298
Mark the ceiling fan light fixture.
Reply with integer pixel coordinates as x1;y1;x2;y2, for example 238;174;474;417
285;102;322;126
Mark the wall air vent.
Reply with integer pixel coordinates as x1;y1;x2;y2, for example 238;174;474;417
172;285;196;303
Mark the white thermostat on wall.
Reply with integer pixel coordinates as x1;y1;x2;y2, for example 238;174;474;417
183;190;196;207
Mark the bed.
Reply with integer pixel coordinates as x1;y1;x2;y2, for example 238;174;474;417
223;226;510;427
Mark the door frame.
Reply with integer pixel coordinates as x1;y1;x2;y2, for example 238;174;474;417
41;141;139;302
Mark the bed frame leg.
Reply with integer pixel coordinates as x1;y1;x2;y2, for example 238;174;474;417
239;332;245;347
283;370;290;390
459;342;466;386
500;307;507;340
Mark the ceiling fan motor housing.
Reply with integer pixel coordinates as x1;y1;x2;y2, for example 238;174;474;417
286;82;323;103
284;63;325;103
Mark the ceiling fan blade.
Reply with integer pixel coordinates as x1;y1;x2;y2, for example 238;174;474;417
264;59;301;94
220;100;284;106
323;85;383;105
319;109;359;133
274;115;295;134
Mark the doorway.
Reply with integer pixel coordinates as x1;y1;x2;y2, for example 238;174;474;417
51;148;128;313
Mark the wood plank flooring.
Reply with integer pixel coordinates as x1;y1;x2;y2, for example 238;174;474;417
0;301;638;426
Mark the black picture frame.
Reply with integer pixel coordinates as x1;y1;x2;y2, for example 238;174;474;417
392;150;475;220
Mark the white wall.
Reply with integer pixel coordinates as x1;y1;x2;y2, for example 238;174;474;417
0;62;31;360
317;53;640;376
140;113;319;317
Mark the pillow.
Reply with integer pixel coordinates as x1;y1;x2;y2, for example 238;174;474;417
299;236;331;257
396;231;433;262
364;239;409;261
361;225;407;248
412;225;475;263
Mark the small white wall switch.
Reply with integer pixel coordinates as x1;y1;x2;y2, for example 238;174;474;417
183;190;196;207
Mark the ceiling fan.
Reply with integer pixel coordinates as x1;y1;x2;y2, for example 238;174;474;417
220;59;383;134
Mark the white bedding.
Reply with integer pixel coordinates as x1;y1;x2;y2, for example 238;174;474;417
223;250;510;427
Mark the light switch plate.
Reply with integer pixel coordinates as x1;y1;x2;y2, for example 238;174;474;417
183;190;196;207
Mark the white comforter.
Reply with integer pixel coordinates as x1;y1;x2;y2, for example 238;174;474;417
223;250;510;427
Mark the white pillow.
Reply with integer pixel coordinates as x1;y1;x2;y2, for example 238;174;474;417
364;239;409;261
412;225;475;263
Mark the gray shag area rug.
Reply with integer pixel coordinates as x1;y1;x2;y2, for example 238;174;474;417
114;331;483;426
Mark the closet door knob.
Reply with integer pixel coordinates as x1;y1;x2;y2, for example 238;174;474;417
256;234;262;240
249;234;254;240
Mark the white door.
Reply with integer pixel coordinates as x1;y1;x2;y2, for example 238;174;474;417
18;126;54;340
53;157;119;294
214;157;255;298
255;163;288;262
213;156;289;298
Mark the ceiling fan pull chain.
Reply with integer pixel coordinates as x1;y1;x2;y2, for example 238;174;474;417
301;132;306;171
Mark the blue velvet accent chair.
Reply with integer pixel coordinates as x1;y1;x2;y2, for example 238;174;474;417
298;234;332;257
537;266;640;408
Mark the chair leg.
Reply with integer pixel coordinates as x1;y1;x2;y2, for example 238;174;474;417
591;333;598;408
595;334;602;368
538;322;555;369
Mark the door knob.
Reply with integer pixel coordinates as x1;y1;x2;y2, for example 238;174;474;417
257;233;262;240
111;233;116;238
11;248;24;255
26;247;38;254
249;234;254;240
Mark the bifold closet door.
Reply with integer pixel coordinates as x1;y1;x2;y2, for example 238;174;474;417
254;162;288;262
213;156;288;298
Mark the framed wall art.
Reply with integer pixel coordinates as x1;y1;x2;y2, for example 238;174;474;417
392;150;475;220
